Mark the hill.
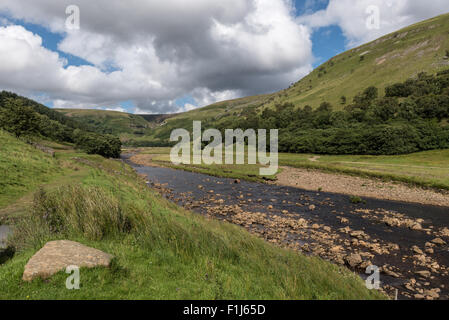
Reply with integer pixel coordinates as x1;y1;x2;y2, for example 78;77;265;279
55;109;150;135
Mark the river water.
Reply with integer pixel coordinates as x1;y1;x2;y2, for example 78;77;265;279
124;156;449;299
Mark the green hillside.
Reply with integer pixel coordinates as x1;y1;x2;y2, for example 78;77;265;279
55;109;150;135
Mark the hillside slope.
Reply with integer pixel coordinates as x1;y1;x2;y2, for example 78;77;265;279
55;109;150;136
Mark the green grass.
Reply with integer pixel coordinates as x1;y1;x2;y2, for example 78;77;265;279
0;131;384;299
0;130;65;209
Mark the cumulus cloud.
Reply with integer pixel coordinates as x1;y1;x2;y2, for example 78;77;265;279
299;0;449;47
0;0;313;113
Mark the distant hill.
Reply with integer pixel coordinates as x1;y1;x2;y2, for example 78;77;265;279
56;109;150;135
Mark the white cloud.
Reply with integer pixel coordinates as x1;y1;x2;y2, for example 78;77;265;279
0;0;313;113
299;0;449;47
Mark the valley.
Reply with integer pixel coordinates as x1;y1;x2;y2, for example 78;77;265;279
1;11;449;302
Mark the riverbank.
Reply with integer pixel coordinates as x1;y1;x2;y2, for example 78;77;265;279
275;166;449;207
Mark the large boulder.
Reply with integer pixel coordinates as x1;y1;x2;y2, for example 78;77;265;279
23;240;113;281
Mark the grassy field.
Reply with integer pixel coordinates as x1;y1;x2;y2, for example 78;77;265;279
0;130;65;209
0;131;382;300
131;146;449;190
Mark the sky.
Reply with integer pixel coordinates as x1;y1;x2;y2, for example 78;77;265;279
0;0;448;114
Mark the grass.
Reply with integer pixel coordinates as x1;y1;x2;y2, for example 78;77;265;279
0;131;384;299
0;130;64;209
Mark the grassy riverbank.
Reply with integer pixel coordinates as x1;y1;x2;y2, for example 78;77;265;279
0;131;383;299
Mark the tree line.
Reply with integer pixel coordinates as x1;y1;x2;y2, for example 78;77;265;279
216;70;449;155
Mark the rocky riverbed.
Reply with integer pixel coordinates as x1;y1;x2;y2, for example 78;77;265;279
124;156;449;300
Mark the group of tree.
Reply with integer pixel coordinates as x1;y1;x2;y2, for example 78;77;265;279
215;70;449;155
0;92;121;158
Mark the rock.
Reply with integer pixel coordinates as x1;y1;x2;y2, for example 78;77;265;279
308;205;316;211
345;253;362;268
411;223;422;230
431;238;446;246
384;217;400;227
415;270;431;278
349;230;369;240
340;218;349;224
23;240;113;281
424;288;440;299
267;205;273;210
323;226;331;232
412;246;423;255
440;227;449;237
234;179;241;184
414;294;425;299
383;269;400;278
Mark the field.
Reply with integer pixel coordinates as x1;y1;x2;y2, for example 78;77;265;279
0;130;382;299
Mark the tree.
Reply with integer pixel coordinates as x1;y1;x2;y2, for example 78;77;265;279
0;98;39;137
